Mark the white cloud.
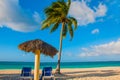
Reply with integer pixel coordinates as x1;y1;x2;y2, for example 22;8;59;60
33;12;41;23
95;3;107;17
0;0;40;32
91;28;99;34
69;0;107;26
79;39;120;57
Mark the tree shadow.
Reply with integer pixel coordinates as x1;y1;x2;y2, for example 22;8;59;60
55;69;120;80
63;70;97;74
0;74;20;80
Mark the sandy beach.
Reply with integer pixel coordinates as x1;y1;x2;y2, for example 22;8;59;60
0;67;120;80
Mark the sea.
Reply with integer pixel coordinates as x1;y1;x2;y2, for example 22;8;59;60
0;61;120;70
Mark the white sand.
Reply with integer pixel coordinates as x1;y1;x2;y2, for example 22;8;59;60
0;67;120;80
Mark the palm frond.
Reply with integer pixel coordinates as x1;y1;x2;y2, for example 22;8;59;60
50;22;59;33
67;0;71;8
52;1;66;8
50;1;69;17
41;19;53;30
48;16;61;24
44;7;54;14
69;17;77;30
41;22;50;30
62;24;68;38
68;21;73;39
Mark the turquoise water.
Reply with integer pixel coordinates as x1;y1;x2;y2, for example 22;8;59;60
0;61;120;70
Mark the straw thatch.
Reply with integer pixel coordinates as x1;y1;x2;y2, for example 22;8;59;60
18;39;58;57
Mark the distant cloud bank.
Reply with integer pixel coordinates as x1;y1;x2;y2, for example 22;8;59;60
69;0;107;26
63;38;120;58
79;39;120;57
0;0;40;32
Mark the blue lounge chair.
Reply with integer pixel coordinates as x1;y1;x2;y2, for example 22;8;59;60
40;67;54;80
20;67;33;80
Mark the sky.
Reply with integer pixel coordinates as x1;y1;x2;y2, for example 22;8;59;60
0;0;120;62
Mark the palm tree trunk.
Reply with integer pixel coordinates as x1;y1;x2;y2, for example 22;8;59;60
55;22;65;74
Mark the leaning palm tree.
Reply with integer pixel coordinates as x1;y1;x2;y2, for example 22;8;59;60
41;0;77;74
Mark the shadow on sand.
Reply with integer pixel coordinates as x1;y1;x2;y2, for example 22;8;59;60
59;70;120;79
0;70;120;80
0;74;20;80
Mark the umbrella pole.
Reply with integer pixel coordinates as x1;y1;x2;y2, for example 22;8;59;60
34;50;40;80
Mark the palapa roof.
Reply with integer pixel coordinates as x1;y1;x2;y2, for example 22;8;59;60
18;39;58;57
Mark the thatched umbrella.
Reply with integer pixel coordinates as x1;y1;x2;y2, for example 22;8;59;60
18;39;58;80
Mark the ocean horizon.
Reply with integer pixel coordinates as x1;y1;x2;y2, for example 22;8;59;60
0;61;120;70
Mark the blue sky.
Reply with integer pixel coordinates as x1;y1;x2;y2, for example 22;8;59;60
0;0;120;62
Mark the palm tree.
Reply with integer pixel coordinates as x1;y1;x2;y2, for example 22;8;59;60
41;0;77;74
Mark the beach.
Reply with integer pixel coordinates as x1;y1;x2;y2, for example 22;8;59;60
0;67;120;80
0;0;120;79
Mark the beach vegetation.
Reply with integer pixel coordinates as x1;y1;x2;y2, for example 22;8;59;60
41;0;77;74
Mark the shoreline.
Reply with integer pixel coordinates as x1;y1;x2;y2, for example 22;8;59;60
0;67;120;74
0;66;120;70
